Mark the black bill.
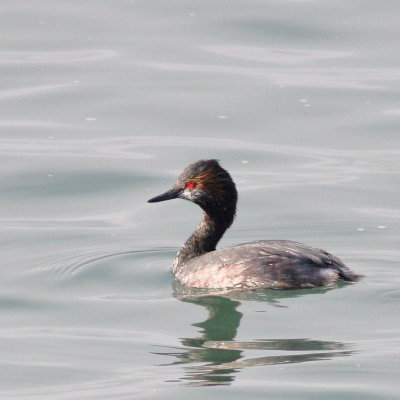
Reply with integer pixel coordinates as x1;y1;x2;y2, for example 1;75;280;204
147;188;181;203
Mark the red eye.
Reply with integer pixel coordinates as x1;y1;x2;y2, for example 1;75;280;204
185;181;196;189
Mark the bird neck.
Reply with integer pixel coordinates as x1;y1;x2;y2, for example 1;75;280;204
172;206;235;271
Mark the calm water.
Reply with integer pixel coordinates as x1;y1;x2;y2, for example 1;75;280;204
1;0;399;398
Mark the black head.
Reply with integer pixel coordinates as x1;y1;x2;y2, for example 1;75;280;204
148;159;237;217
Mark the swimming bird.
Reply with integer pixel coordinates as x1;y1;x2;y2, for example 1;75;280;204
148;159;359;289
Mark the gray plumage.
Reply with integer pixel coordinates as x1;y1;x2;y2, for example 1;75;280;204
148;159;360;290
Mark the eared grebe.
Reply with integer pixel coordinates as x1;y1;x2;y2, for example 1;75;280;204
148;159;359;289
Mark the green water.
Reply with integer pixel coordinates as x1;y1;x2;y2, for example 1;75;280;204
0;0;399;398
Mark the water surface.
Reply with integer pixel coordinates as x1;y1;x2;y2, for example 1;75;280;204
1;1;399;399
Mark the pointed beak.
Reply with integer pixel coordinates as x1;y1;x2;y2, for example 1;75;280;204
147;188;181;203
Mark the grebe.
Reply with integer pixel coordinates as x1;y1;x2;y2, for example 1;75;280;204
148;159;359;289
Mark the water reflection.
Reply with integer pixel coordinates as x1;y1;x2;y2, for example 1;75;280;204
157;285;354;386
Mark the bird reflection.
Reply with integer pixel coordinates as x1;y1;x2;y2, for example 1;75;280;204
154;282;354;386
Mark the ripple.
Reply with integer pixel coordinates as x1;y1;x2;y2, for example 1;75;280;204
0;375;154;400
144;61;400;90
0;120;69;128
0;49;118;64
0;137;153;159
2;135;398;168
0;295;54;311
40;248;165;279
0;328;166;397
202;338;349;351
0;327;151;341
0;83;75;101
0;211;136;229
30;247;174;299
1;136;398;192
357;207;400;220
201;45;352;65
